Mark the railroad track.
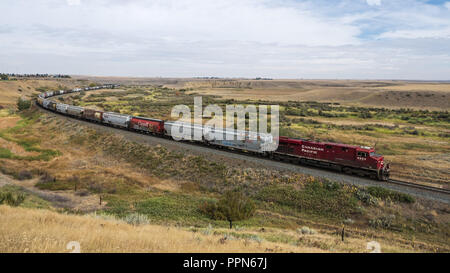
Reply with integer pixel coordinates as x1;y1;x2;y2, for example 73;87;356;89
388;179;450;195
36;102;450;200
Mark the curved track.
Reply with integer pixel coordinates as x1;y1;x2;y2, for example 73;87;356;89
37;102;450;204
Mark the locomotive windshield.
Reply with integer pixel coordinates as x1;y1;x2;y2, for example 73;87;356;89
370;152;382;157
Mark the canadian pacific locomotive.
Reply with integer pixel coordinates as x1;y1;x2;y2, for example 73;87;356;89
37;85;390;181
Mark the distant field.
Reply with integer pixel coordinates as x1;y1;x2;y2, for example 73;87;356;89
68;77;450;110
180;80;450;110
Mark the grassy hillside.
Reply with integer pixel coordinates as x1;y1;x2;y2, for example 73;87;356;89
0;204;447;253
0;78;449;253
0;205;315;253
0;107;449;253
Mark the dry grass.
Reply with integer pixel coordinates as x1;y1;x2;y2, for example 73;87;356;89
0;116;19;129
0;78;88;107
0;205;319;253
0;205;438;253
375;83;450;92
184;80;450;110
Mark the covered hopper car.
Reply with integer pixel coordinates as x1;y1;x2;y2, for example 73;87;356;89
103;112;131;128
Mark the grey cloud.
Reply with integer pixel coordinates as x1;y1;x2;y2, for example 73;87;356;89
0;0;449;79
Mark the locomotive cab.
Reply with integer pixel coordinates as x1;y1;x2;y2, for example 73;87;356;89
356;147;390;181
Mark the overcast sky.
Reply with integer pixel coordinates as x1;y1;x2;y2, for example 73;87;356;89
0;0;449;79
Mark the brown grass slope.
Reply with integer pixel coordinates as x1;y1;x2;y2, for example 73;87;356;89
0;205;324;253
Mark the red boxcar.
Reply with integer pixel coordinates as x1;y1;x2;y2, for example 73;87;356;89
275;137;389;180
130;116;165;134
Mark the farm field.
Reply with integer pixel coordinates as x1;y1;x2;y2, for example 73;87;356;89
0;77;449;253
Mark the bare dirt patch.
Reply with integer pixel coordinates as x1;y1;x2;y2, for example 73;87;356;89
0;116;19;129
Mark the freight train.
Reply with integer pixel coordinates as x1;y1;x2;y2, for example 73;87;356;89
36;85;390;181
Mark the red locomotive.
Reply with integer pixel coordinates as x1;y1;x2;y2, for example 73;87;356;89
274;137;390;180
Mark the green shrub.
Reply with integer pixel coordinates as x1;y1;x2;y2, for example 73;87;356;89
17;98;31;111
366;187;415;204
355;190;378;206
0;192;26;206
256;182;358;219
199;200;223;220
123;213;150;226
369;215;396;229
199;190;256;229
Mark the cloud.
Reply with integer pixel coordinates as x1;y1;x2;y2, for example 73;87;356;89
0;0;364;48
445;2;450;10
366;0;381;6
0;0;449;80
379;27;450;39
66;0;81;6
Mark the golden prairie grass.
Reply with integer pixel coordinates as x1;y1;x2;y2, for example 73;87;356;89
374;83;450;92
0;78;89;106
0;205;432;253
0;205;323;253
184;80;450;110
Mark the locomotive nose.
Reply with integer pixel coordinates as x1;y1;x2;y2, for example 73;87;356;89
383;162;390;179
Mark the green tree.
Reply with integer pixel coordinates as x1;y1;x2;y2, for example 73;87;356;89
0;74;9;81
17;98;31;111
200;190;256;229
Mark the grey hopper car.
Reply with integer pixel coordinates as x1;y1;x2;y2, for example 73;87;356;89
42;99;52;109
56;103;69;114
67;105;84;117
103;112;131;128
164;121;277;153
